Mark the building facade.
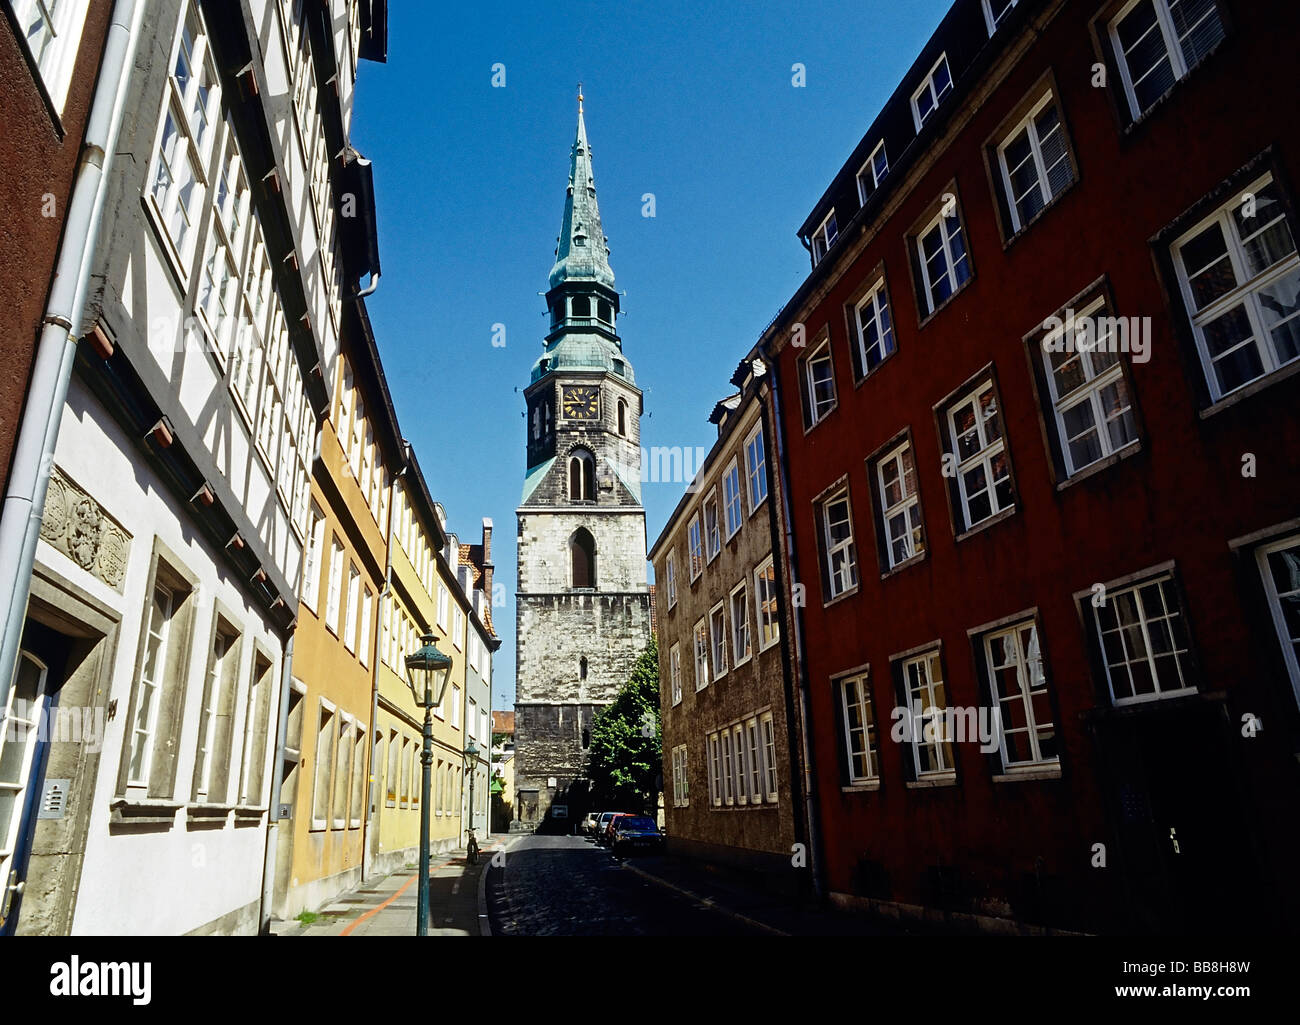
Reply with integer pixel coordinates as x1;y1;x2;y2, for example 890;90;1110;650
514;99;653;829
2;0;387;935
759;0;1300;931
649;361;808;888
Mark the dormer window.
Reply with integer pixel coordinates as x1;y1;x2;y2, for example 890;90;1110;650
911;53;953;131
811;210;839;266
856;141;889;205
982;0;1018;36
613;358;626;378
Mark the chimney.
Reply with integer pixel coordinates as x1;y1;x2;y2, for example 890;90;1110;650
481;518;494;615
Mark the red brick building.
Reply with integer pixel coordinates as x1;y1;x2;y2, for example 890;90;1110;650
0;2;113;492
759;0;1300;932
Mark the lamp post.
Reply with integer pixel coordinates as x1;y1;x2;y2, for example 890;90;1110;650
464;738;480;842
404;631;453;937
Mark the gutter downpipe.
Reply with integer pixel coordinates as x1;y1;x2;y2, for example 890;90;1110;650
766;346;825;902
364;439;406;881
0;0;145;724
258;633;295;933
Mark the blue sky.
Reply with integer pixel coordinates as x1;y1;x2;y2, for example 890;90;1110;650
352;0;953;712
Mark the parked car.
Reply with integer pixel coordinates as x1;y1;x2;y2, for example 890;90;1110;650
599;812;633;846
581;812;601;836
610;815;664;857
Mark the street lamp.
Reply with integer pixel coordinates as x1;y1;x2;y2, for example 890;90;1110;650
404;631;453;937
463;738;480;847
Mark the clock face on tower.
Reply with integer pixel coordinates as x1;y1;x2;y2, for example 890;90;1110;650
561;385;600;420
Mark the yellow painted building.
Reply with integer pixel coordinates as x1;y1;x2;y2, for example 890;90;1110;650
271;304;400;919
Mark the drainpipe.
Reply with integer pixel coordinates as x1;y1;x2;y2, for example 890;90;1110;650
363;441;407;879
765;348;825;901
258;633;295;933
0;0;146;708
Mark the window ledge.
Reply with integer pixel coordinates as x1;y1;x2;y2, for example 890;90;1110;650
233;805;267;824
842;780;881;793
1120;41;1228;139
953;505;1017;544
1055;442;1141;492
1199;360;1300;420
802;405;839;437
992;765;1061;783
906;773;957;789
823;584;860;610
109;797;183;827
880;551;927;581
999;178;1079;252
852;349;898;391
186;802;235;827
916;275;974;331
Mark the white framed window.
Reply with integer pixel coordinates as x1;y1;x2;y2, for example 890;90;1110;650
945;379;1014;531
192;624;237;802
982;620;1058;770
982;0;1019;35
1108;0;1225;120
1171;174;1300;402
911;53;953;131
1092;572;1193;705
997;92;1074;233
451;684;461;730
708;733;723;807
331;713;351;828
693;617;710;691
838;672;878;783
8;0;92;115
709;602;728;679
731;723;748;805
876;440;926;569
720;729;734;805
437;583;450;631
146;3;220;268
1041;297;1140;475
856;140;889;205
722;458;743;539
744;423;768;510
358;587;373;668
688;513;704;581
312;700;335;829
670;643;682;706
851;277;896;378
818;488;858;599
664;553;678;609
1258;534;1300;709
754;556;780;651
671;745;689;807
811;209;838;265
453;607;464;651
325;536;344;634
703;490;721;562
745;718;764;803
760;713;778;801
916;202;972;313
301;503;326;612
730;580;752;668
343;562;360;653
900;650;954;778
801;338;837;429
127;583;175;786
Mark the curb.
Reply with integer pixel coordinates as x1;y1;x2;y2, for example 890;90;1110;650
620;860;790;937
477;835;523;937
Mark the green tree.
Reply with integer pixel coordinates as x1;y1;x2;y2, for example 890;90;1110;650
587;638;661;813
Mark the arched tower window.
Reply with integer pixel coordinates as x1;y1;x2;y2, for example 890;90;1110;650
568;448;595;501
571;295;591;318
579;656;588;680
598;299;612;323
571;528;596;588
617;398;627;437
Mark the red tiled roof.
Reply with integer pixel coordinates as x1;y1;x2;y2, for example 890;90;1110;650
492;710;515;735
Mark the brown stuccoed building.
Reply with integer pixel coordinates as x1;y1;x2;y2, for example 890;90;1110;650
649;357;811;894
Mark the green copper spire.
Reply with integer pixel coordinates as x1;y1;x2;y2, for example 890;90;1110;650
549;86;615;290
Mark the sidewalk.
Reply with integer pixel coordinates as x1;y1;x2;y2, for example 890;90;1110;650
270;838;504;937
619;853;962;936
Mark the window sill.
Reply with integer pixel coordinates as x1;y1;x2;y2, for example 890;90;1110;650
802;406;839;438
732;654;752;670
880;551;927;580
953;505;1017;544
852;349;898;391
746;496;769;520
1055;441;1141;492
109;797;183;827
906;773;957;789
992;765;1061;783
823;584;860;610
186;802;234;827
1199;360;1300;420
1119;41;1228;140
998;178;1079;252
916;276;974;331
842;780;881;793
233;805;267;825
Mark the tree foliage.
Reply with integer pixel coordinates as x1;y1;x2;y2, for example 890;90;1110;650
586;638;661;813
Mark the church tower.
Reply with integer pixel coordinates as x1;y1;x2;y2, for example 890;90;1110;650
513;93;652;829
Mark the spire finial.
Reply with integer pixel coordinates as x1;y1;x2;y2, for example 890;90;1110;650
577;83;584;113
